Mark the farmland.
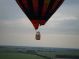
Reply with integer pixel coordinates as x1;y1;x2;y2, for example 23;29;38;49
0;52;46;59
0;46;79;59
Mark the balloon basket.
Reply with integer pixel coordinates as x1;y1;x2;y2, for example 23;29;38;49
35;31;41;40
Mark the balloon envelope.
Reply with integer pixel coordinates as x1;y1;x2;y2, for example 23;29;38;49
16;0;64;30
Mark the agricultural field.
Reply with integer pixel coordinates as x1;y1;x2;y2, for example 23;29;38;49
0;46;79;59
0;52;46;59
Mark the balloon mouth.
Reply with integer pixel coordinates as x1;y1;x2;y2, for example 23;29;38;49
31;20;46;30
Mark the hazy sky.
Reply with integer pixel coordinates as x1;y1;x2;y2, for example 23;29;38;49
0;0;79;48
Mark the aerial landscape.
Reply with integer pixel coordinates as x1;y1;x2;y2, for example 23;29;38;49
0;46;79;59
0;0;79;59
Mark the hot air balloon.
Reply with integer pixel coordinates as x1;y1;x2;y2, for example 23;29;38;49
16;0;64;40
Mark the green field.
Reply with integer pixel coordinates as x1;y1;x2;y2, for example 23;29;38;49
0;52;46;59
0;46;79;59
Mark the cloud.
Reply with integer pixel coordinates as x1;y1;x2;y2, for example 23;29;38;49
0;18;35;37
42;16;79;35
0;0;26;20
62;0;79;18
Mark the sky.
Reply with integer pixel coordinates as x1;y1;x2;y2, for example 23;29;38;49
0;0;79;48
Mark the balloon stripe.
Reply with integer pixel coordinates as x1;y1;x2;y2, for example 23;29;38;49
22;0;28;8
50;0;61;12
31;20;39;29
32;0;38;15
42;0;50;17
